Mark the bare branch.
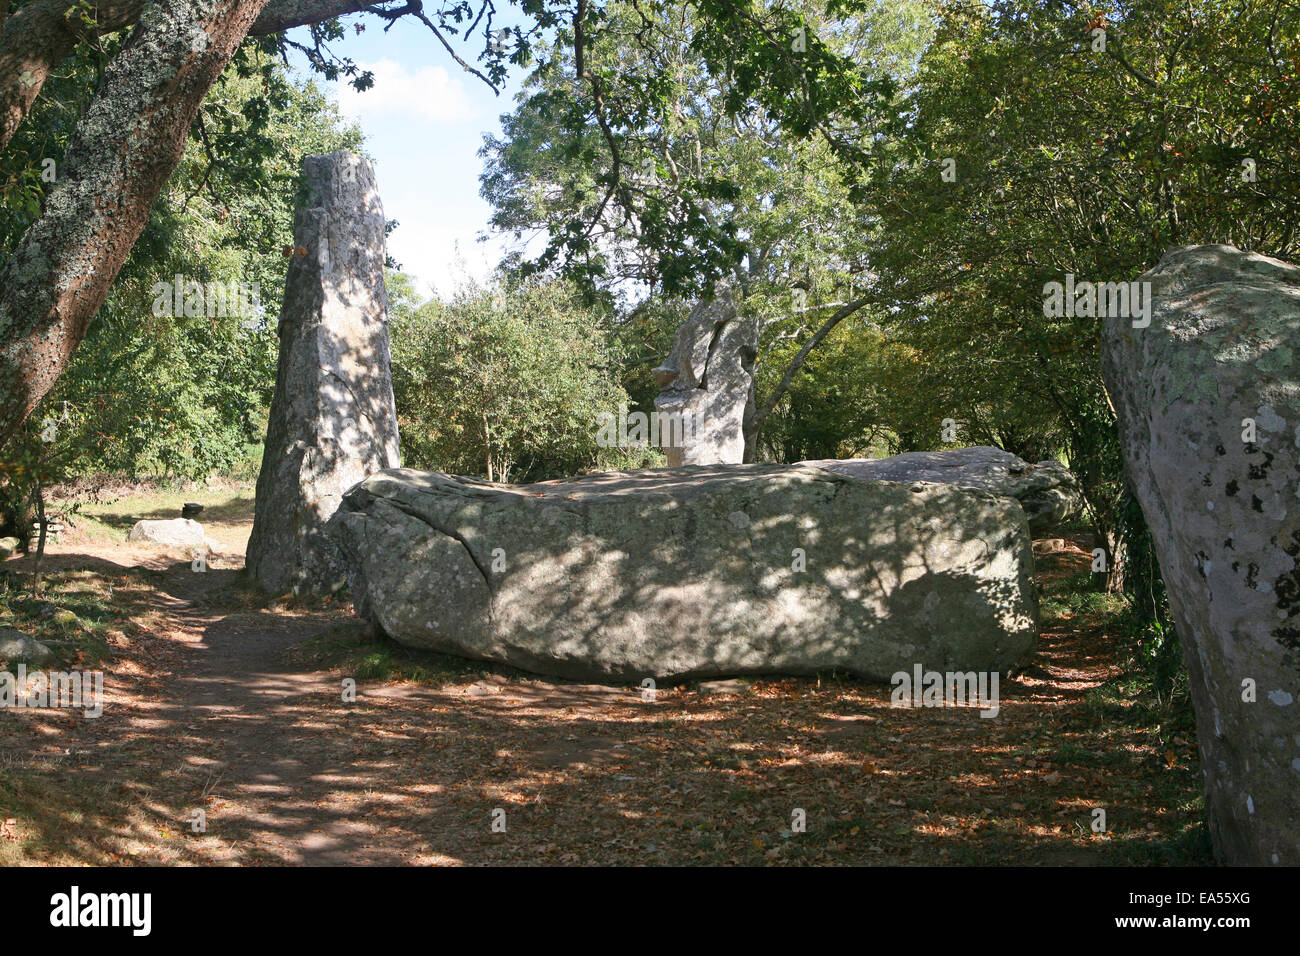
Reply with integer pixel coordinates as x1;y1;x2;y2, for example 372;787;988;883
411;7;499;91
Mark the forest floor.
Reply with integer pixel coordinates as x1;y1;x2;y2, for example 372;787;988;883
0;487;1211;865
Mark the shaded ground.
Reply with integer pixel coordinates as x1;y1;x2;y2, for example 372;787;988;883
0;491;1210;865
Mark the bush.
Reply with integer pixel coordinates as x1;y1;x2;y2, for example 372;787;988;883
390;278;642;483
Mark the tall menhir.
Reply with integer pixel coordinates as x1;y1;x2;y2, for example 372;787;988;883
247;151;401;595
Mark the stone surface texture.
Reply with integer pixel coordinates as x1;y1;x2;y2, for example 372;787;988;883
1101;243;1300;865
797;446;1083;534
328;464;1039;682
247;150;401;595
652;285;757;466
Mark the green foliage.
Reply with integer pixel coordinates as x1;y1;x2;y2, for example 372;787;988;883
2;53;361;485
480;0;935;468
756;319;911;460
390;277;646;482
481;0;928;298
831;0;1298;694
855;0;1299;499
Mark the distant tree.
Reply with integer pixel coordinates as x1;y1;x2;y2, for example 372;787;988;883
390;278;646;483
853;0;1299;591
482;0;933;433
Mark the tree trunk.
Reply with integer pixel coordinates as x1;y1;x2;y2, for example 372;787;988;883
0;0;271;452
741;379;757;463
1102;527;1127;593
30;478;46;596
0;1;144;152
0;0;374;152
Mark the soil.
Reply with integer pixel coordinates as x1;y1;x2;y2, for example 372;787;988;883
0;522;1208;866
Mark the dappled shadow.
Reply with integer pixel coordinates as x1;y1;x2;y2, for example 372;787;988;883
5;546;242;578
0;532;1206;866
333;464;1039;684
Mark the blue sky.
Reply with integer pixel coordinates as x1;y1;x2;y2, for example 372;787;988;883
290;13;535;298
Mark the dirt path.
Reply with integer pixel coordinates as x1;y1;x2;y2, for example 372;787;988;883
1;536;1210;866
162;569;400;864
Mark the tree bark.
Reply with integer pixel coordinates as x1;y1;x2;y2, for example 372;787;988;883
0;1;144;151
249;0;379;34
0;0;378;152
0;0;272;449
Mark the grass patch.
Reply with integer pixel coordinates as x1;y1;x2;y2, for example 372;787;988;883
54;487;255;546
1051;740;1128;768
0;766;113;865
0;569;142;667
1104;812;1212;866
1039;572;1127;624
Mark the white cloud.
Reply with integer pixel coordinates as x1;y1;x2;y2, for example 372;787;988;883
387;220;508;298
334;59;473;124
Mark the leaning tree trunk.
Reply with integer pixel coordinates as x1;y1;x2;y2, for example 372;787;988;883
0;0;112;152
0;0;375;153
0;0;270;452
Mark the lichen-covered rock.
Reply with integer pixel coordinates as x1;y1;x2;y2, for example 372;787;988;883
652;285;757;465
797;447;1083;534
1101;244;1300;866
0;627;51;664
247;151;401;595
327;464;1039;682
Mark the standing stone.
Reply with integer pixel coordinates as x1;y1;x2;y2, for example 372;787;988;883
1101;244;1300;866
652;284;757;465
247;151;401;595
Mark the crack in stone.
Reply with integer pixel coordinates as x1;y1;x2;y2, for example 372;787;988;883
376;497;497;607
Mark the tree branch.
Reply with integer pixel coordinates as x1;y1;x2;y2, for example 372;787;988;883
574;0;621;242
0;0;144;150
751;295;874;433
410;6;498;91
0;0;427;152
248;0;384;35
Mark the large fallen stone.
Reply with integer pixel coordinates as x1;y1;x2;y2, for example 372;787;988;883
127;518;210;551
327;464;1039;682
247;150;401;595
652;285;758;465
797;447;1083;534
1101;243;1300;866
